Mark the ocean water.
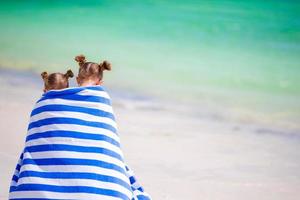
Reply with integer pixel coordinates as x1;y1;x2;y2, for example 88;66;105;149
0;0;299;131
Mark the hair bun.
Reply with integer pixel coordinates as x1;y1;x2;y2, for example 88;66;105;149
100;60;112;71
41;71;48;80
65;69;74;78
75;54;86;65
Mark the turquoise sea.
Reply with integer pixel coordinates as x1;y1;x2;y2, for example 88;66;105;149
0;1;299;131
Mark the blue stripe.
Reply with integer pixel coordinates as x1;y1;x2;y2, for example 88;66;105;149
25;144;123;161
38;94;111;105
12;175;18;182
19;171;131;191
31;104;115;120
129;176;136;184
136;195;151;200
10;183;130;200
16;164;21;171
26;130;120;147
28;117;117;133
85;86;107;91
22;158;126;174
42;86;104;98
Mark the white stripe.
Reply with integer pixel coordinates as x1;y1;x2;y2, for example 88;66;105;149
34;98;113;114
17;156;23;165
23;151;125;170
126;169;134;177
20;164;130;184
9;190;125;200
78;89;111;99
25;137;123;158
27;124;120;143
132;182;141;190
10;180;17;186
17;177;132;198
30;111;117;129
14;170;20;177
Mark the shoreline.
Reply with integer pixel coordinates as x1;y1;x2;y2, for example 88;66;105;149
1;67;299;137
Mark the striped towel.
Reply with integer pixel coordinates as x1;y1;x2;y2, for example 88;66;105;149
125;165;151;200
9;86;151;200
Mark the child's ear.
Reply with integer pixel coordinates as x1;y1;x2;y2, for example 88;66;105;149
76;76;81;85
41;71;48;80
95;80;103;85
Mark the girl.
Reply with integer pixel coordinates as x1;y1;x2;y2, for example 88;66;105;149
41;70;74;92
75;55;151;200
75;54;111;86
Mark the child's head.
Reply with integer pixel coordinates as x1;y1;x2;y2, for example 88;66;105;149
41;70;74;92
75;54;111;86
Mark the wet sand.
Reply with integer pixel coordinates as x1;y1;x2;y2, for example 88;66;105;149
1;69;300;200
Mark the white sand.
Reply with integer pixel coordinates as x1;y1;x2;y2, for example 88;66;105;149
1;76;300;200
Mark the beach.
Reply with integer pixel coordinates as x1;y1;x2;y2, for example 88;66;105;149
1;68;300;200
0;1;300;198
